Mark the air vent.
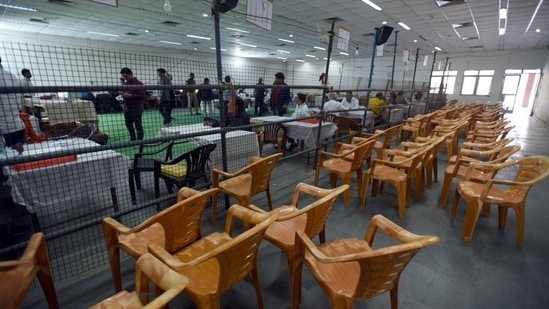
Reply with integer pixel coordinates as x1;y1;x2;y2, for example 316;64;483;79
189;41;201;45
161;21;180;26
47;0;76;7
435;0;466;8
469;45;483;49
462;37;478;40
29;18;49;24
125;32;139;36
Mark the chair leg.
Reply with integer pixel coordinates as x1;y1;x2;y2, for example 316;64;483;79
128;170;137;205
211;192;218;226
35;237;60;309
450;189;461;219
360;173;371;209
396;183;407;219
342;174;351;207
265;188;273;210
439;173;453;208
389;285;399;309
251;267;265;309
462;199;483;242
134;172;142;190
514;205;525;248
497;205;508;228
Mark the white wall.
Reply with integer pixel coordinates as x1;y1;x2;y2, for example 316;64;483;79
532;49;549;127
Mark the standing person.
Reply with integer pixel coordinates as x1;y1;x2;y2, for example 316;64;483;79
254;77;266;116
341;91;359;109
20;68;33;91
157;68;174;126
0;57;25;154
186;72;200;115
198;77;214;117
120;67;146;142
221;75;234;123
270;72;291;116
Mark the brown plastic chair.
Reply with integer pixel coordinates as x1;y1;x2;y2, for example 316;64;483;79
148;205;278;309
361;124;402;160
451;156;549;247
361;148;427;218
259;123;288;156
291;214;440;309
89;253;189;309
212;153;282;214
0;232;59;309
439;145;521;208
333;115;360;142
314;139;375;206
102;187;218;292
249;183;349;306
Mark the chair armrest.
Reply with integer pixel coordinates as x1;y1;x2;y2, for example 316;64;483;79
0;233;45;270
224;204;275;236
364;214;440;247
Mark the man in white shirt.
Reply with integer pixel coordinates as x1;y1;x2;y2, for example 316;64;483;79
290;93;311;119
340;91;359;109
1;58;25;154
323;92;347;112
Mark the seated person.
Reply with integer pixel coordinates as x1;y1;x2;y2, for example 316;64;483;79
290;93;312;119
368;92;387;118
228;97;250;129
323;92;347;112
414;91;424;102
358;95;368;107
387;91;398;105
396;90;409;105
340;91;359;109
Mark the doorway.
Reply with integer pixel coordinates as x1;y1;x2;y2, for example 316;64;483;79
500;69;541;114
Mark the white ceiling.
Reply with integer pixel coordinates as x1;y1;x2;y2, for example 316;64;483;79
0;0;548;61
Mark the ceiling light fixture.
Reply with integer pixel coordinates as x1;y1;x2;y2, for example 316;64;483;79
536;28;541;33
239;43;257;48
186;34;211;40
210;47;227;51
499;0;508;36
339;52;349;56
160;40;182;45
355;47;359;55
296;59;305;62
0;3;37;11
314;46;326;50
382;21;387;25
434;46;442;51
414;39;418;43
398;22;411;31
525;0;543;34
277;49;290;54
203;13;208;17
87;31;119;37
278;38;295;43
305;54;316;58
226;27;249;33
276;57;287;60
163;0;172;12
361;0;382;11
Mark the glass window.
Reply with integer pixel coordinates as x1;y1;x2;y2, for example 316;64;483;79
461;77;476;95
430;70;458;94
476;76;493;95
460;69;494;95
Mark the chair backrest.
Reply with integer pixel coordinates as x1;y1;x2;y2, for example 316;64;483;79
145;187;218;253
489;145;521;162
263;123;288;145
213;205;278;293
248;153;283;196
381;124;402;149
509;156;549;195
178;143;217;182
134;253;189;307
68;123;96;139
0;233;59;309
333;116;360;137
348;138;377;171
285;183;349;239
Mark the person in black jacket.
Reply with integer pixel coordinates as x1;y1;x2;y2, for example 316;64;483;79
254;77;266;116
198;78;214;117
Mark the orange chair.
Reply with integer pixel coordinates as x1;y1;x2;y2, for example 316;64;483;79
361;148;428;218
148;205;278;309
314;139;376;206
332;115;360;142
292;214;440;309
89;253;188;309
212;153;282;214
102;187;218;292
258;123;288;156
439;145;521;208
361;124;402;160
249;183;349;303
0;233;59;309
451;156;549;247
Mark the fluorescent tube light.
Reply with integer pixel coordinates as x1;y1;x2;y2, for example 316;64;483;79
186;34;211;40
434;46;442;51
160;40;182;45
277;50;290;54
278;38;295;43
499;28;506;35
339;52;349;56
239;43;257;48
226;27;249;33
305;54;316;58
0;3;37;11
314;46;326;50
276;57;287;60
87;31;119;37
398;22;411;31
210;47;227;51
361;0;382;11
296;59;305;62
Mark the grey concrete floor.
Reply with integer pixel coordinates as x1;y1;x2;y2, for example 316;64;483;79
22;111;549;309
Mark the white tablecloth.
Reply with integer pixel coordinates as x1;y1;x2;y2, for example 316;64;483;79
3;139;129;213
411;102;427;115
157;123;220;138
194;130;260;173
384;108;403;124
251;116;337;150
334;110;375;128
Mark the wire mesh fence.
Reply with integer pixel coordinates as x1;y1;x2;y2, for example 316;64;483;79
0;41;430;284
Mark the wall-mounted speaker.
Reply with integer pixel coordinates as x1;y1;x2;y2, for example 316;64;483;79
376;25;394;46
216;0;239;13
